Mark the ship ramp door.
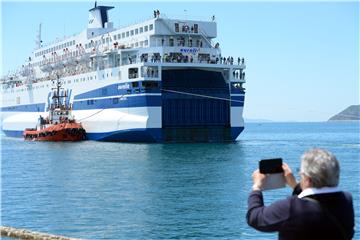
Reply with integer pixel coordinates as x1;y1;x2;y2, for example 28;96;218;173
162;69;231;142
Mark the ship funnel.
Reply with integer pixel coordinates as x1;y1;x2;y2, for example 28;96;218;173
88;3;114;29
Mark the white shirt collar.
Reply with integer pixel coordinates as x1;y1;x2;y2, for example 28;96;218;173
298;186;341;198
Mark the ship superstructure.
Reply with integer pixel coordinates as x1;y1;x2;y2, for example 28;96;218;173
1;4;246;142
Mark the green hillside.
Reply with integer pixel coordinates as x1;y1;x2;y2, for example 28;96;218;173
328;105;360;121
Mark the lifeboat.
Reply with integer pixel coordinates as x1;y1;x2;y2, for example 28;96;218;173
40;63;53;72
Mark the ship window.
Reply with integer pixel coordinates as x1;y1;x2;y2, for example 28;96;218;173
142;81;159;89
169;38;174;46
72;40;75;45
194;24;198;33
113;98;119;104
126;31;129;37
102;38;105;44
114;35;117;40
118;34;121;39
128;68;138;79
131;30;134;36
149;24;153;30
135;29;138;34
135;42;138;47
122;32;125;38
132;82;139;88
144;40;148;46
102;88;107;96
144;26;148;32
175;23;179;32
87;99;95;105
140;27;143;33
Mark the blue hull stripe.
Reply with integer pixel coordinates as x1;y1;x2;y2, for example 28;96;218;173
1;103;45;112
1;98;243;112
230;95;245;107
73;95;161;110
87;128;163;142
2;130;24;138
74;83;161;100
1;95;161;112
1;93;244;112
2;127;244;142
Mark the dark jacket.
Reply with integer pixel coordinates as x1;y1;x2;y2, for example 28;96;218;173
246;185;354;240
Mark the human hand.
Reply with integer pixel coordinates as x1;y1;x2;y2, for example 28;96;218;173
282;163;297;189
252;170;266;191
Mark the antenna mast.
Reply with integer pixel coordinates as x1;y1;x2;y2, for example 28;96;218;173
36;23;42;49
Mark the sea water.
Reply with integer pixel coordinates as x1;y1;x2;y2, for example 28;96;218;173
1;122;359;239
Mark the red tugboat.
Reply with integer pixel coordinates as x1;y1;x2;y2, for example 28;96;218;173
23;77;86;141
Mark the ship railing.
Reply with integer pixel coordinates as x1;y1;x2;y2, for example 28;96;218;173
136;55;245;67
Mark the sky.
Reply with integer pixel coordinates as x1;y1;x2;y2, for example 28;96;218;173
1;1;359;121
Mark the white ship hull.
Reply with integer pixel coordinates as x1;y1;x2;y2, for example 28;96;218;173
1;68;245;142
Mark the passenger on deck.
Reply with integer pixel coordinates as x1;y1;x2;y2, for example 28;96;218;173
247;148;354;240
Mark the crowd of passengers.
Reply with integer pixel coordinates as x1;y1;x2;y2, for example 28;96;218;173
139;53;245;66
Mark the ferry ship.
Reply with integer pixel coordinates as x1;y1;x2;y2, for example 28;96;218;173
1;3;246;142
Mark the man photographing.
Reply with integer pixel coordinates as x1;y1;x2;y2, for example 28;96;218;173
247;148;355;240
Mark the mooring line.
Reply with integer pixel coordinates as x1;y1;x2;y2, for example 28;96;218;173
161;88;244;103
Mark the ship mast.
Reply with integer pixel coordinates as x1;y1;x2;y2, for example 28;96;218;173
35;23;42;49
51;75;67;109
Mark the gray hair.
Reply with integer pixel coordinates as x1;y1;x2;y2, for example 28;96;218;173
300;148;340;188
